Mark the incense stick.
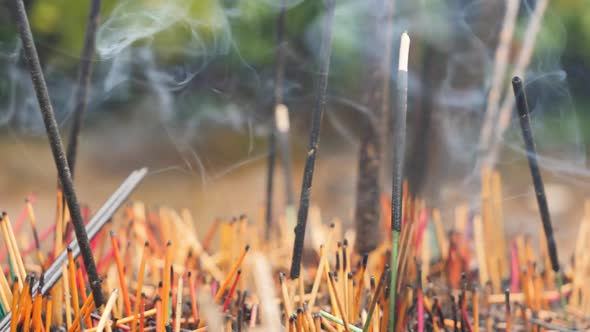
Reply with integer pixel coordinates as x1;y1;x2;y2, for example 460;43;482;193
275;1;294;217
289;0;336;279
11;0;104;307
389;31;410;332
65;0;102;177
511;77;559;273
265;0;288;241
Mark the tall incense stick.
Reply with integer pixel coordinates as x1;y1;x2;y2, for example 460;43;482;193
389;31;410;332
289;0;336;279
265;0;288;240
66;0;102;178
11;0;104;307
511;76;558;272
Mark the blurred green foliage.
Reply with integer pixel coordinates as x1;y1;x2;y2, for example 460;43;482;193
0;0;589;112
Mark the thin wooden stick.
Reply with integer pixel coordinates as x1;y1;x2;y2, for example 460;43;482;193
280;272;294;318
320;310;362;332
97;289;119;332
0;268;12;308
328;272;350;332
62;263;72;329
67;248;80;328
363;267;389;332
0;217;24;288
175;275;183;332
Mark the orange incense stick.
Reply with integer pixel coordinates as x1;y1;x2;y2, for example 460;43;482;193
15;275;31;326
9;278;18;316
327;272;350;332
110;232;132;316
31;292;42;332
1;217;24;289
132;241;149;332
45;295;53;332
67;248;81;327
10;282;20;332
0;276;9;316
162;241;172;325
3;214;27;282
214;245;250;303
76;262;87;304
139;294;146;332
155;297;163;332
69;292;94;332
26;199;46;268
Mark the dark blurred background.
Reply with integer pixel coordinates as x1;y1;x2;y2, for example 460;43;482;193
0;0;588;253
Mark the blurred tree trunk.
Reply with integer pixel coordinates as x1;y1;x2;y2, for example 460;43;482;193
353;0;392;254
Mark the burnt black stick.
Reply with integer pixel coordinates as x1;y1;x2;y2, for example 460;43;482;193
289;0;336;279
11;0;105;307
66;0;102;178
512;76;559;272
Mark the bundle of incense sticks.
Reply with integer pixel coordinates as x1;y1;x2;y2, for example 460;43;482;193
0;168;589;332
5;0;590;330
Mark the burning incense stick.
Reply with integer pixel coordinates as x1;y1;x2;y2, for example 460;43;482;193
290;0;336;279
511;76;559;273
265;0;288;241
11;0;104;306
65;0;102;177
389;31;410;332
